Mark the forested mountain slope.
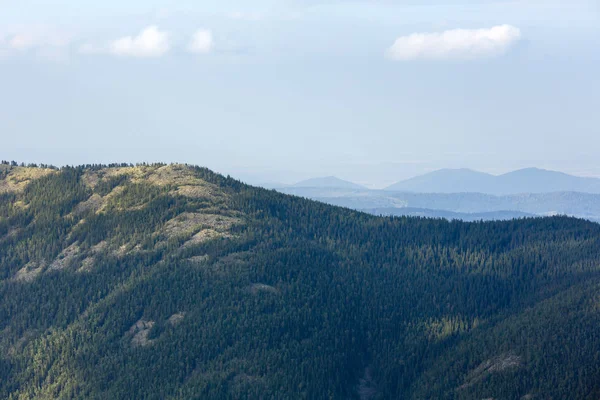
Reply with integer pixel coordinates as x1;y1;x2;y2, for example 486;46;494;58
1;162;600;399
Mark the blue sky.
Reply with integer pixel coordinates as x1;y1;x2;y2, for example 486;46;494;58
1;0;599;187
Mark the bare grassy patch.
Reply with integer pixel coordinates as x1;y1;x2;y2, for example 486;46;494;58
249;283;279;295
184;229;231;247
0;167;56;194
74;194;103;215
95;186;126;213
80;171;99;188
164;212;240;238
48;243;81;271
14;261;46;283
91;241;108;253
172;185;219;200
425;316;482;341
103;166;148;181
13;201;28;210
128;319;156;348
149;165;227;201
85;165;230;215
77;257;95;273
458;353;522;390
167;312;186;326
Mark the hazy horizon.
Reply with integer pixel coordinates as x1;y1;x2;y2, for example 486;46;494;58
2;0;599;188
226;163;600;189
3;158;600;190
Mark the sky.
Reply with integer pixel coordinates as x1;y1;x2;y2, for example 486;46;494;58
1;0;599;187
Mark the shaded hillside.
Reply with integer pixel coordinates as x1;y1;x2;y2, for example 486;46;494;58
1;163;600;399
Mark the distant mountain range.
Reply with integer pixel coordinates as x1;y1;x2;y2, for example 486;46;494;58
290;176;367;190
264;168;600;222
385;168;600;195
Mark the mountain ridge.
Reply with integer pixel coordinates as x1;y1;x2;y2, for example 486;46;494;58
386;167;600;195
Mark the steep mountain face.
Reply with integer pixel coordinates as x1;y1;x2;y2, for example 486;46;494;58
386;167;600;195
1;163;600;399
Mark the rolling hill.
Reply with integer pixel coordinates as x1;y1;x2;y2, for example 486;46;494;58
1;162;600;399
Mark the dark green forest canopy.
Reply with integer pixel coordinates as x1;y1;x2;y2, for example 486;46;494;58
1;163;599;399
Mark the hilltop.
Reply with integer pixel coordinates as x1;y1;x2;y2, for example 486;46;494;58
1;163;600;399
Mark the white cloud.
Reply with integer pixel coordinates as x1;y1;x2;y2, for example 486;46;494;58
0;26;72;62
188;30;214;54
386;25;522;61
109;26;170;57
9;34;38;50
0;26;72;52
81;27;213;58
